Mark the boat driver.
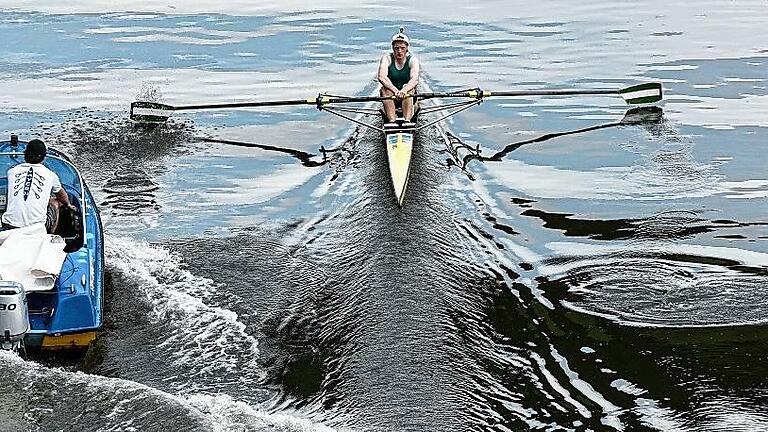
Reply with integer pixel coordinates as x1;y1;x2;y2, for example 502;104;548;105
378;28;420;127
2;139;75;233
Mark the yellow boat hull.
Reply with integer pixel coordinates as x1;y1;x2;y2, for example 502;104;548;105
386;131;414;206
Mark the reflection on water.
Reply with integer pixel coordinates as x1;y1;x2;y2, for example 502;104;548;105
447;106;666;167
198;137;327;167
0;1;767;431
101;167;160;212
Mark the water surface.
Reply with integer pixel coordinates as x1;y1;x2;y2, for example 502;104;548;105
1;1;767;431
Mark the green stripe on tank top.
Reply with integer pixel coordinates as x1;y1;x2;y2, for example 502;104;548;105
388;54;411;90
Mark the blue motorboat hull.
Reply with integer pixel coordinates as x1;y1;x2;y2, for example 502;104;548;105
0;137;104;349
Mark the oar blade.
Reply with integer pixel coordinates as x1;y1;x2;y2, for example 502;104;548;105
130;101;175;123
619;83;662;104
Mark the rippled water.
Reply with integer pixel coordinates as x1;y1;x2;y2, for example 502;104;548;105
1;1;767;431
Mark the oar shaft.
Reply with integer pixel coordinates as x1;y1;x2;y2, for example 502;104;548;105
484;89;617;97
173;95;396;111
174;99;316;110
417;88;618;99
130;94;397;122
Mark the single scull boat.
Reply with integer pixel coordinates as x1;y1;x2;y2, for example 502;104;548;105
129;82;662;206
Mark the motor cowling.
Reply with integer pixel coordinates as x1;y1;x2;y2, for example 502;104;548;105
0;281;29;351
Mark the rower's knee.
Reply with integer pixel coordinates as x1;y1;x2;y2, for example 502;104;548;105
380;87;395;97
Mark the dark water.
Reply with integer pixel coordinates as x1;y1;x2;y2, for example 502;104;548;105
1;2;767;431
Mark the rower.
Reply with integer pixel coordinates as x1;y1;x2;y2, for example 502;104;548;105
378;27;420;128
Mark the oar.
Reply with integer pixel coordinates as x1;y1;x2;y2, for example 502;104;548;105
130;94;398;123
417;82;663;105
130;83;661;123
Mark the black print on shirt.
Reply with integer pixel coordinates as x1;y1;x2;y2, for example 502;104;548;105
12;167;44;200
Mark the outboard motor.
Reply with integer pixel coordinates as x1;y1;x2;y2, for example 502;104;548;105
0;281;29;352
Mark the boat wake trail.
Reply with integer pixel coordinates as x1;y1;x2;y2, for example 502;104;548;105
0;235;338;431
99;236;267;400
268;123;504;431
184;114;694;431
0;350;336;432
129;119;521;430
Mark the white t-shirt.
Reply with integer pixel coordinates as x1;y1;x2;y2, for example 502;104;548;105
2;163;62;228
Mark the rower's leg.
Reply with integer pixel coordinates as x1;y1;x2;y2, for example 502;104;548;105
401;96;414;121
380;87;396;122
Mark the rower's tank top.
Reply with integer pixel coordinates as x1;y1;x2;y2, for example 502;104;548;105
388;54;411;90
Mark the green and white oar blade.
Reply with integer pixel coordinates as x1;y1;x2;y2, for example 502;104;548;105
619;83;662;104
130;101;175;123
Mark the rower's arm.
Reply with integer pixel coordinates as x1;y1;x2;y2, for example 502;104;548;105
401;57;420;94
55;188;74;209
377;55;398;93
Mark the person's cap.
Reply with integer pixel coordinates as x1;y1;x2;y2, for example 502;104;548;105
24;139;46;159
391;30;410;46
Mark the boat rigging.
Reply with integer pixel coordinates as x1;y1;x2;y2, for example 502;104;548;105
130;82;663;206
